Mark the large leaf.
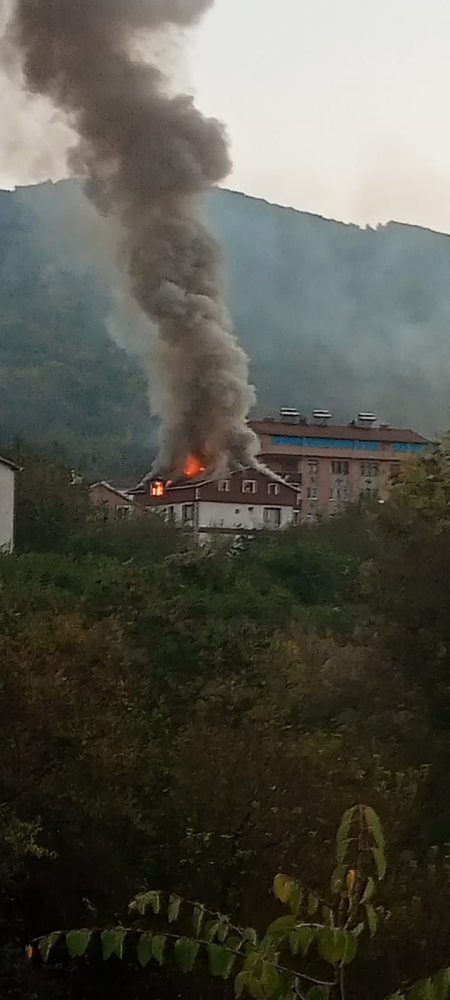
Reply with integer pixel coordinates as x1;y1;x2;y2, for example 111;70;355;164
174;937;200;974
336;807;356;864
137;933;153;968
290;925;316;957
272;876;302;913
244;928;259;947
330;865;346;895
273;875;291;905
151;935;167;966
192;903;205;938
244;961;279;999
407;969;450;999
101;928;127;960
288;881;303;915
362;877;376;903
365;904;378;939
217;916;230;943
129;890;161;916
306;988;330;1000
363;807;385;852
66;929;92;958
235;971;247;997
226;935;245;954
208;942;236;979
204;919;220;942
317;927;347;965
341;932;358;965
39;932;62;963
266;915;297;941
372;846;387;881
168;895;182;924
307;893;319;916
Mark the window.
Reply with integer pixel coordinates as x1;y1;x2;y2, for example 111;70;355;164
360;488;379;501
390;461;401;481
330;487;349;502
282;470;302;484
218;479;230;492
307;460;319;474
307;486;318;500
264;507;282;528
242;480;257;494
181;503;195;525
116;505;132;519
361;462;379;478
292;508;302;525
268;483;280;496
331;460;349;475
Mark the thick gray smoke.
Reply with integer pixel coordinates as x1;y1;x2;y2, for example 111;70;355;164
5;0;259;475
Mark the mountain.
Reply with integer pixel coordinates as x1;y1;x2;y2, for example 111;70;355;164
1;179;449;474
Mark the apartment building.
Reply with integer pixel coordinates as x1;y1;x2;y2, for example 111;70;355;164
251;410;429;522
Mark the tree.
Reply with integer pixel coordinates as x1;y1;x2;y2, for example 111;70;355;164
5;441;91;552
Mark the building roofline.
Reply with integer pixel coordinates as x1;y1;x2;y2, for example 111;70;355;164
140;466;299;494
90;481;135;503
251;420;429;445
0;455;21;472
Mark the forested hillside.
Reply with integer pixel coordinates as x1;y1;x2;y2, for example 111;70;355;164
1;179;450;474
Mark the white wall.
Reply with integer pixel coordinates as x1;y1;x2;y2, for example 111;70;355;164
161;501;293;531
199;501;293;530
0;464;15;552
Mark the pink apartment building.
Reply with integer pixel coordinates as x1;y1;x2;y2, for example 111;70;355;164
251;410;429;522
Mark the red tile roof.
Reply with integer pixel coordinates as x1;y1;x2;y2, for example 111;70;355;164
251;420;429;444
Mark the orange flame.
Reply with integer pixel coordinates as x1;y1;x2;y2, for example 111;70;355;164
184;455;206;478
151;480;166;497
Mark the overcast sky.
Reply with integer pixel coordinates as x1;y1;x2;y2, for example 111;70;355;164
190;0;450;231
3;0;450;232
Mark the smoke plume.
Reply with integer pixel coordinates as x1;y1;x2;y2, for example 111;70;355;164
4;0;258;475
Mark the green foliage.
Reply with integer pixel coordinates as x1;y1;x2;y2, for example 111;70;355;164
4;441;91;552
30;806;450;1000
100;928;127;960
4;437;450;1000
65;929;92;958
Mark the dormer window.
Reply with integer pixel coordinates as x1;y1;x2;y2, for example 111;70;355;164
242;480;257;494
268;483;280;496
218;479;230;492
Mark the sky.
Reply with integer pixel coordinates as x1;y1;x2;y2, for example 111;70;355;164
2;0;450;232
189;0;450;232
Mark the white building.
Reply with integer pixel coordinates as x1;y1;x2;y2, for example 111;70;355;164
0;456;19;552
133;467;301;537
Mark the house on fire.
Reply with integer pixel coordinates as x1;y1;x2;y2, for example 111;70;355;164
131;467;301;536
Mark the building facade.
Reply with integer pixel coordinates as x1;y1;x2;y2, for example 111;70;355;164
251;415;429;521
89;482;137;521
0;456;19;552
133;467;300;536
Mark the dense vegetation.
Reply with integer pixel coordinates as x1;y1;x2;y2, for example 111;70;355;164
2;180;450;475
1;440;450;998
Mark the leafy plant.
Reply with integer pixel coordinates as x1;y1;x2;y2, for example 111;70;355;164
29;805;448;1000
